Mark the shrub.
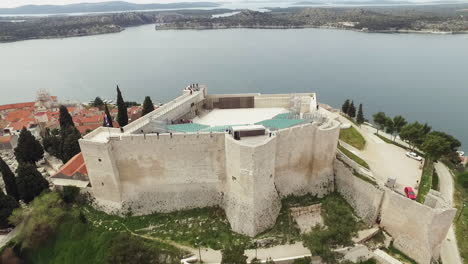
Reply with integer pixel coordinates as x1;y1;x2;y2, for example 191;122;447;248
62;186;80;204
221;244;248;264
105;233;169;264
293;256;311;264
9;192;66;248
458;172;468;189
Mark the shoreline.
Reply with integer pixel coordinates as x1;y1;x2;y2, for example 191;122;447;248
2;23;467;44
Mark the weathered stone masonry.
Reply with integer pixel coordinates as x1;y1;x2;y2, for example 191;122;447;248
80;87;340;237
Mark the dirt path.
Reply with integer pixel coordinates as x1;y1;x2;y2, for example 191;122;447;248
435;162;463;264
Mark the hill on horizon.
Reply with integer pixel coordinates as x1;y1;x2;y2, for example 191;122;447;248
0;1;220;15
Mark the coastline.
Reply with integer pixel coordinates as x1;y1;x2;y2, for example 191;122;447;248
154;24;468;35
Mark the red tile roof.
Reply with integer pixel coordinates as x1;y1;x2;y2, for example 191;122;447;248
79;115;103;125
0;102;35;111
52;153;88;180
77;124;101;134
7;120;34;131
5;110;33;122
0;135;12;143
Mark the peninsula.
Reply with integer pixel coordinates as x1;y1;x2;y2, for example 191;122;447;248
1;4;468;43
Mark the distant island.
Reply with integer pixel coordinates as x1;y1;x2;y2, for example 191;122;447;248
155;4;468;34
0;1;220;15
1;4;468;43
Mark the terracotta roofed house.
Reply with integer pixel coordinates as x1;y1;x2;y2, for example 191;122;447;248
50;152;89;188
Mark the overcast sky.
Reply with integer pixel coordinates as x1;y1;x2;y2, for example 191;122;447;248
0;0;447;8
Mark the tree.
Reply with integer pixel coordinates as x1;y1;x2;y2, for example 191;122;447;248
385;117;395;140
93;97;104;109
341;99;350;115
0;189;19;228
372;112;387;135
400;122;426;150
429;131;461;152
347;101;356;119
60;126;81;163
9;192;65;248
0;157;19;201
356;104;364;125
59;105;74;129
14;127;44;164
422;133;452;161
42;128;61;158
103;103;113;128
393;115;407;140
458;172;468;189
141;96;155;116
221;244;248;264
16;162;49;203
105;233;167;264
116;85;128;127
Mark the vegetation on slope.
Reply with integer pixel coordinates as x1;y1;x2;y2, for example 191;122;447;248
416;159;434;203
339;126;366;150
302;193;360;263
338;144;370;170
454;171;468;261
3;192;184;264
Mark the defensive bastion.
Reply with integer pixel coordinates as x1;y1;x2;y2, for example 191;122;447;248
79;85;341;236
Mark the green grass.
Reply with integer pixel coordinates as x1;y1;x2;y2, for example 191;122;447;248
339;126;366;150
385;243;417;264
454;170;468;262
84;206;251;250
416;159;434;203
431;170;439;191
338;144;370;170
22;209;184;264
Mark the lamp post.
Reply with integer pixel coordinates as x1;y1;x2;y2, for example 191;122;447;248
457;203;466;222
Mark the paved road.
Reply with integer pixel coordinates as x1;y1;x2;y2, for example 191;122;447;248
0;228;17;249
193;242;310;264
335;115;422;192
435;162;463;264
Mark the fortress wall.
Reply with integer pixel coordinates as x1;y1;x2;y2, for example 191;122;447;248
109;133;226;214
334;159;384;225
79;139;122;203
380;189;457;264
309;122;340;196
223;135;280;236
254;95;291;108
274;123;337;197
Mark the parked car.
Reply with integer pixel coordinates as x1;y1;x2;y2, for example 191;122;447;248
404;187;417;200
406;151;422;161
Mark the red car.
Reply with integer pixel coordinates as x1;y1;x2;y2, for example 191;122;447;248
404;187;416;200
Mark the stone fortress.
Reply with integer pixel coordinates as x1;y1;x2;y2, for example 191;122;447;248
80;85;341;237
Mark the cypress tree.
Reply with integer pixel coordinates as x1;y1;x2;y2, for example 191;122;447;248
60;126;82;163
341;99;350;114
0;157;19;201
141;96;155;116
356;104;364;125
347;101;356;118
0;189;19;228
59;105;74;129
103;104;113;127
116;85;128;127
14;128;44;164
16;162;49;203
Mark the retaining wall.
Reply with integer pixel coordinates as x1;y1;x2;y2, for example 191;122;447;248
334;159;383;225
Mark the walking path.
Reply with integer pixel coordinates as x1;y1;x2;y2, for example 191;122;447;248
0;228;17;249
435;162;463;264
